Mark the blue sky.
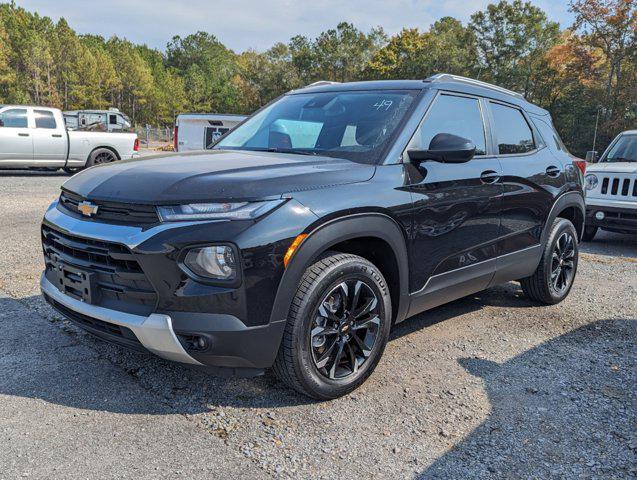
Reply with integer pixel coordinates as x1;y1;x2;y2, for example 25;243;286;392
14;0;574;52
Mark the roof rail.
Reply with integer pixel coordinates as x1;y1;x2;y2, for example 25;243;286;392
425;73;525;100
305;80;341;88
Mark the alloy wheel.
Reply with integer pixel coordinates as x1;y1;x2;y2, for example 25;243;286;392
94;151;115;164
550;232;576;293
310;279;381;380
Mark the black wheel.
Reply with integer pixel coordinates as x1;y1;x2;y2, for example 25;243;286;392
582;226;598;242
272;252;392;400
521;218;579;305
86;148;117;168
63;167;82;175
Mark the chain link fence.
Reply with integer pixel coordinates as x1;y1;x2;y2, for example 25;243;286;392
134;125;174;149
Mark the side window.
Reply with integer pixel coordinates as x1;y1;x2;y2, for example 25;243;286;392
34;110;57;129
0;108;28;128
109;114;117;125
412;94;486;155
490;102;535;154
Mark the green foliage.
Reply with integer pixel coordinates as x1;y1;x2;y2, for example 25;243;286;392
0;0;634;156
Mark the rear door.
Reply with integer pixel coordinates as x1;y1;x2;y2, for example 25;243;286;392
486;101;561;254
404;92;503;308
0;107;33;164
31;109;67;164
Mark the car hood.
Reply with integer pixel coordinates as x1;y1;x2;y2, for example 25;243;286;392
587;162;637;174
63;150;376;204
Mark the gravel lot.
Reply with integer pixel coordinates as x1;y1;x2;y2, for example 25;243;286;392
1;170;635;479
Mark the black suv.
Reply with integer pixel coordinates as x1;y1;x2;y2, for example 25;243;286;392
41;74;585;399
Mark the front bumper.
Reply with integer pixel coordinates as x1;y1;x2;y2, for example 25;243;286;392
585;200;637;232
40;197;316;370
41;273;201;365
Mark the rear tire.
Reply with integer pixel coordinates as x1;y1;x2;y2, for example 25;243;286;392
521;218;579;305
86;148;117;168
582;226;597;242
272;252;392;400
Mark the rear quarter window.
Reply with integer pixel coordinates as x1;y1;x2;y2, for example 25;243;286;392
531;116;569;154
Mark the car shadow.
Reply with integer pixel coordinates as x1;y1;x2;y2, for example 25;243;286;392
1;285;531;414
580;229;637;259
391;282;535;342
415;318;636;479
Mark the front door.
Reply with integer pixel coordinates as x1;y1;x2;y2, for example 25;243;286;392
0;108;33;164
404;93;503;313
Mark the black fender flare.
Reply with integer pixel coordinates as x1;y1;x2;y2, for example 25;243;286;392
542;191;585;244
268;213;411;327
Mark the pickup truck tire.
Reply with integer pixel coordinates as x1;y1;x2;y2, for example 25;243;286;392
86;148;117;168
521;218;579;305
272;252;392;400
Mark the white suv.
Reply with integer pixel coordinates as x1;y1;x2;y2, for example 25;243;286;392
583;130;637;241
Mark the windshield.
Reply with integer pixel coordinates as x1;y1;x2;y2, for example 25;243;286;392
603;134;637;163
216;90;418;164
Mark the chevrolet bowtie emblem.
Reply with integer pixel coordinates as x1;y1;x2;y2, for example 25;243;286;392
77;201;99;217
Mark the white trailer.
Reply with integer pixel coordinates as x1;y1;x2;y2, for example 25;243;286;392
64;108;132;132
174;113;246;152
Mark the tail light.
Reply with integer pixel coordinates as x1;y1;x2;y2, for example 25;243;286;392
573;159;587;175
173;126;178;152
133;138;139;151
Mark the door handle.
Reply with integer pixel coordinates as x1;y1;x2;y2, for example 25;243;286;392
52;134;63;138
18;133;30;137
480;170;500;184
546;165;561;177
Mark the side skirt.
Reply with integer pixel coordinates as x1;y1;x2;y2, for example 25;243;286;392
404;245;541;320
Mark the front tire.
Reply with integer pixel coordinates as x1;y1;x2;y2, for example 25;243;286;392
272;252;392;400
582;226;598;242
63;167;82;175
521;218;579;305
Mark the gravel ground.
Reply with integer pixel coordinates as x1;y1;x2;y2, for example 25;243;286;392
0;170;635;479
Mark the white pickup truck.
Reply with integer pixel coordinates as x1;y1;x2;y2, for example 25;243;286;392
583;129;637;241
0;105;139;172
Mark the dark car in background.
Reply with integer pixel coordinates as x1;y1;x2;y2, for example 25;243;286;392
40;74;585;399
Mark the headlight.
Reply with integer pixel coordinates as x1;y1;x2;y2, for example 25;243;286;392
584;174;598;190
157;200;284;222
183;245;237;280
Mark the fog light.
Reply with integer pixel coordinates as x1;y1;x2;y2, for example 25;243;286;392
595;211;605;221
177;334;209;351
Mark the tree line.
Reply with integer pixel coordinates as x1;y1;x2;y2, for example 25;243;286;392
0;0;634;156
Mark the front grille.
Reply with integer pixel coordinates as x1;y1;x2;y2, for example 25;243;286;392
599;175;637;197
42;224;157;316
59;190;160;225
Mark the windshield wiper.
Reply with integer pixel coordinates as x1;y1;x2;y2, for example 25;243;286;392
608;157;636;162
265;147;320;156
239;147;320;156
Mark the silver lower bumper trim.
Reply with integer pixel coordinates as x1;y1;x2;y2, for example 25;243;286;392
40;274;202;365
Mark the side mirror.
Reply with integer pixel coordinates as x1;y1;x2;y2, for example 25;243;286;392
408;133;476;164
585;151;598;163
